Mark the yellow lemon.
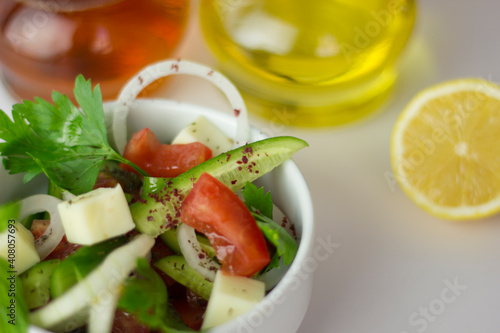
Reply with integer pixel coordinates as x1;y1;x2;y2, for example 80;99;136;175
391;79;500;220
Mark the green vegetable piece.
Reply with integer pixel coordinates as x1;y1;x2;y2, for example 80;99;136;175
159;229;182;253
118;258;190;332
160;228;216;259
20;259;60;309
131;136;308;237
50;236;127;298
0;259;30;333
255;214;298;266
0;75;146;195
242;182;299;268
155;255;213;301
142;177;172;197
0;202;20;233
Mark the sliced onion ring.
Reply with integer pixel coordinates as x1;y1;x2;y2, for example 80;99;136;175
19;194;64;260
177;223;220;282
112;59;250;154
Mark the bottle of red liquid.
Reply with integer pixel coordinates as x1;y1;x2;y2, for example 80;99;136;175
0;0;190;102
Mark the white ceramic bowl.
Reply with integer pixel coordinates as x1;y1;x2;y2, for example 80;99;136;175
3;99;314;333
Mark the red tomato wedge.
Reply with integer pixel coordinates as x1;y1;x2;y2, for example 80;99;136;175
180;172;270;277
121;128;212;178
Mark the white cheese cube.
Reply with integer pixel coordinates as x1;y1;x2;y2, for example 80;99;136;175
0;222;40;274
202;270;265;329
57;185;135;245
172;116;234;156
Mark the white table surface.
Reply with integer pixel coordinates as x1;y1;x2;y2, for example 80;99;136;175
2;1;500;332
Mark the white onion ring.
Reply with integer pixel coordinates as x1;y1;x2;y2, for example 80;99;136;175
19;195;64;260
112;59;250;154
177;223;220;282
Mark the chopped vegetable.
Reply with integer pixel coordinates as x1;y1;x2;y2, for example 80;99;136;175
176;223;220;281
20;259;60;309
254;214;298;266
121;128;212;178
242;182;298;267
160;228;216;259
181;172;270;277
18;194;64;260
155;255;214;301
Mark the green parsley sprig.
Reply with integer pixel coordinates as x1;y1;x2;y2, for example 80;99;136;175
0;75;147;195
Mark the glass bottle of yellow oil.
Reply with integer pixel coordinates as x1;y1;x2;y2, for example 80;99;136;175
200;0;416;127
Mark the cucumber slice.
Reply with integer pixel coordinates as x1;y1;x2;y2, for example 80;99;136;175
131;136;308;237
154;255;213;300
20;259;60;309
142;177;171;198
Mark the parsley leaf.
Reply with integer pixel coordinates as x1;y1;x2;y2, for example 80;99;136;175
241;181;273;219
118;258;192;332
0;75;145;195
242;182;298;267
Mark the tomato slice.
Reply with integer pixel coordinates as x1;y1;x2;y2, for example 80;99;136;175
180;172;270;277
121;128;212;178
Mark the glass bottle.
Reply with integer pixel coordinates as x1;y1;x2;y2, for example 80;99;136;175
0;0;190;102
200;0;416;127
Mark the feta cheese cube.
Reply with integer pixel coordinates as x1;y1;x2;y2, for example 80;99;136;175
58;185;135;245
202;270;265;329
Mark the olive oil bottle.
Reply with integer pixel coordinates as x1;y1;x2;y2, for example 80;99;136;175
200;0;416;127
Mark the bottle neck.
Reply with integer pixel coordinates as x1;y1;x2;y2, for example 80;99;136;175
14;0;124;12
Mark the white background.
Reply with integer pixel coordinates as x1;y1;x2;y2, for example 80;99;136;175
2;1;500;332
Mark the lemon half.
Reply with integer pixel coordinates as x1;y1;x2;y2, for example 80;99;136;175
391;79;500;220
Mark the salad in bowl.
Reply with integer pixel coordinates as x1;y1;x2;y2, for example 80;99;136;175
0;60;314;333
